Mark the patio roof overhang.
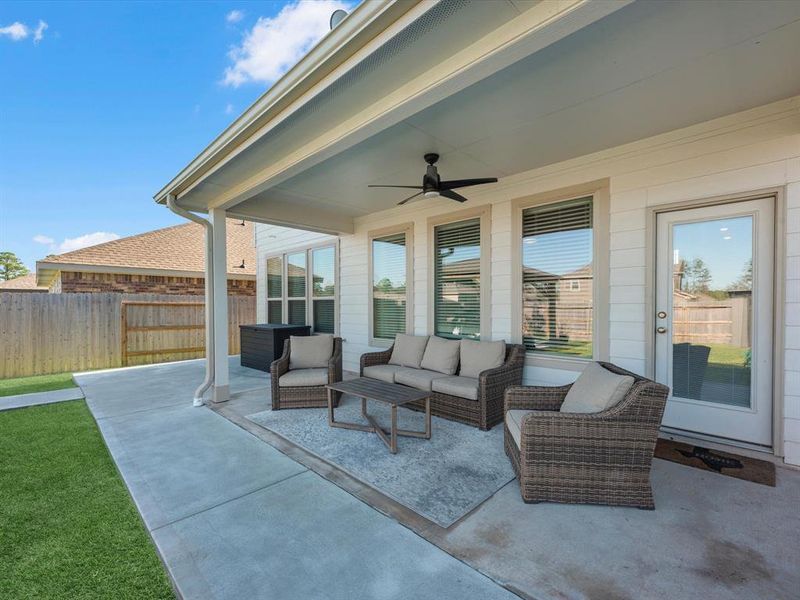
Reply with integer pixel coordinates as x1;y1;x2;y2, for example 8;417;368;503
155;0;800;236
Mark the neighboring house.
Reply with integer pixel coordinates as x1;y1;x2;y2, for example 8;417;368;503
154;1;800;466
0;273;47;293
35;219;256;296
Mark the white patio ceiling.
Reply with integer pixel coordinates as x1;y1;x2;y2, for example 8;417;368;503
165;0;800;234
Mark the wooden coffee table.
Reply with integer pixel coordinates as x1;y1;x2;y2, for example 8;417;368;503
325;378;431;454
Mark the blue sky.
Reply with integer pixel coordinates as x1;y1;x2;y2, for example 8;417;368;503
0;0;350;269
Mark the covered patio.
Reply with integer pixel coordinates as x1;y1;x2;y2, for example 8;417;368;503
142;1;800;597
75;359;800;599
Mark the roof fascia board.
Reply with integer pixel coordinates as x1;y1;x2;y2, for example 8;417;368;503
35;262;256;280
155;0;422;204
207;0;631;212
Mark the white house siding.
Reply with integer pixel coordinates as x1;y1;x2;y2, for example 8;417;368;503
255;97;800;464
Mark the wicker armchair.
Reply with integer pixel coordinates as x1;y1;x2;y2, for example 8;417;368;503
271;337;343;410
360;344;525;430
504;361;669;509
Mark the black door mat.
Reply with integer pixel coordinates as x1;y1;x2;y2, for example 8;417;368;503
654;439;776;486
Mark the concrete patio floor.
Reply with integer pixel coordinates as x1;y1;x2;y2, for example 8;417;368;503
75;358;800;600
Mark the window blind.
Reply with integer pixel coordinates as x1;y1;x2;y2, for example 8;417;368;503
313;299;335;334
434;218;481;340
372;233;407;340
287;252;306;299
288;300;306;326
522;197;593;357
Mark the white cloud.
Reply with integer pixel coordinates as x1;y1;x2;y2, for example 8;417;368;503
226;10;244;24
222;0;350;87
33;20;48;44
0;22;30;41
33;234;54;245
35;232;121;255
225;103;235;115
57;232;120;253
0;20;47;43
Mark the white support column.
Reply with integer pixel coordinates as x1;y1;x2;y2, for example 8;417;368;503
210;208;230;403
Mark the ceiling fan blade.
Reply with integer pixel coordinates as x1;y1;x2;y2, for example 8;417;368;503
397;191;424;206
367;184;423;189
439;177;498;190
440;189;468;203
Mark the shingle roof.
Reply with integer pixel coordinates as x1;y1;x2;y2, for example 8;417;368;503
0;273;47;291
37;219;256;278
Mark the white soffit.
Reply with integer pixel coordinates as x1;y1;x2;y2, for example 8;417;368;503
263;0;800;218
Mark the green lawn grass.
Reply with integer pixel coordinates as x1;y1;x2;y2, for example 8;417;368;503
706;343;749;367
0;400;174;599
0;372;78;397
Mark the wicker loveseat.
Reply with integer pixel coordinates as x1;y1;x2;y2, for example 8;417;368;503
360;337;525;430
271;336;343;410
504;361;669;509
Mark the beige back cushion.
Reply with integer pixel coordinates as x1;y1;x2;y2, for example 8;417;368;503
459;339;506;378
289;335;334;370
560;362;635;414
389;334;429;368
420;336;461;375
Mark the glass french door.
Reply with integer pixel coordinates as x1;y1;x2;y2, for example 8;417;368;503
655;198;773;446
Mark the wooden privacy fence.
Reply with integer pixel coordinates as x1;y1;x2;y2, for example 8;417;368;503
672;296;751;347
0;293;255;378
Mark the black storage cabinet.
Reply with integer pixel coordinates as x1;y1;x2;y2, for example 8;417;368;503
239;324;311;372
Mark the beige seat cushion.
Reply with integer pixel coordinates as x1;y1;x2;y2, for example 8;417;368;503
431;376;479;400
505;409;534;447
289;335;333;369
459;339;506;378
420;336;461;375
560;362;634;414
394;368;448;392
279;368;328;388
388;334;429;369
362;364;404;383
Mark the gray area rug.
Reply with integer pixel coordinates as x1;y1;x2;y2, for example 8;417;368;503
247;396;515;527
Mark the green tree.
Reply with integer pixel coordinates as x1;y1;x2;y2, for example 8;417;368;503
0;251;29;281
682;257;712;293
728;259;753;291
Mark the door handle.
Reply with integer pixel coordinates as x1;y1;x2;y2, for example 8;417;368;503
656;327;667;334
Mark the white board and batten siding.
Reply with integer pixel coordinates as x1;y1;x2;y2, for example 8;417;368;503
255;97;800;464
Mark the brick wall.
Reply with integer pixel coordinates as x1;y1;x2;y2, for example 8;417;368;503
58;271;255;296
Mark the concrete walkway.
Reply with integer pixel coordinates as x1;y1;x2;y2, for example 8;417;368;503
0;386;84;412
75;359;517;600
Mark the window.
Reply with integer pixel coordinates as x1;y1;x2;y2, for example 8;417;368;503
266;256;283;323
311;246;335;334
287;252;306;325
522;197;593;358
371;231;408;341
265;244;337;333
433;218;481;340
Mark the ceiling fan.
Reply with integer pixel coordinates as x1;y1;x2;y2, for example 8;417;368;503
368;153;498;205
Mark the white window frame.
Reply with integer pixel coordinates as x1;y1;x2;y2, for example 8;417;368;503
368;223;414;347
428;205;491;341
511;180;610;371
264;240;339;335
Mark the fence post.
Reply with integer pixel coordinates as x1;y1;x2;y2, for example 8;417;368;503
121;302;128;367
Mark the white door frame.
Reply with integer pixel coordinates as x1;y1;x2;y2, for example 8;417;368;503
644;188;785;455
